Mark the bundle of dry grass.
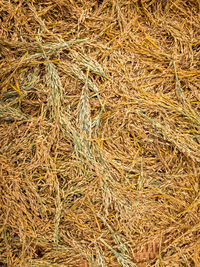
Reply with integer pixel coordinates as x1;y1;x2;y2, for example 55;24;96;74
0;0;200;266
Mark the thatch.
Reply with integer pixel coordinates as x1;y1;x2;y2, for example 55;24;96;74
0;0;200;266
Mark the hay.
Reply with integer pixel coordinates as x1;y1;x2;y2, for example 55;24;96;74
0;0;200;266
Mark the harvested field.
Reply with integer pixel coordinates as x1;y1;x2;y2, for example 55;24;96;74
0;0;200;266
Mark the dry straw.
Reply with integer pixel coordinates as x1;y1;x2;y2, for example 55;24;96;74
0;0;200;266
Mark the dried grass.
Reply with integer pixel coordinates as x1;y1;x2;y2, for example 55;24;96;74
0;0;200;266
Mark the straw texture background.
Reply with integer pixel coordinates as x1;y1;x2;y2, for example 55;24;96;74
0;0;200;266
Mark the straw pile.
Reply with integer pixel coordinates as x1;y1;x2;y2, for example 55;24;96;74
0;0;200;266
